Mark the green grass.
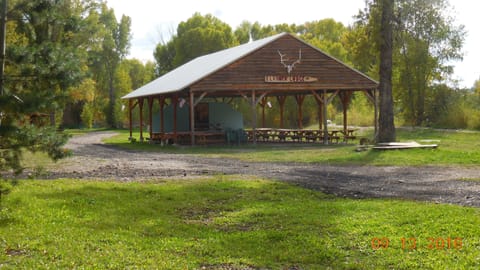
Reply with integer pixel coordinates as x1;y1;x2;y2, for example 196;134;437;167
104;128;480;166
1;178;479;269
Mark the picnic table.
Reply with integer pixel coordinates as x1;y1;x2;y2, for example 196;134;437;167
151;128;358;145
246;128;358;144
151;131;225;145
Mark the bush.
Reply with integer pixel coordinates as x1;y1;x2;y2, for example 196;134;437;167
81;103;94;129
347;94;374;126
466;109;480;130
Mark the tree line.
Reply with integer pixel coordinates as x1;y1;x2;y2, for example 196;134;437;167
154;0;477;131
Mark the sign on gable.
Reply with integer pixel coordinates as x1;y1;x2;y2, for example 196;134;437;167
264;75;318;83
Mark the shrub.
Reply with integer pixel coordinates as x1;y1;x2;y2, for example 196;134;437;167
81;103;94;129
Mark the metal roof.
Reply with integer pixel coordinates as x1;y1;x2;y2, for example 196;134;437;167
122;33;287;99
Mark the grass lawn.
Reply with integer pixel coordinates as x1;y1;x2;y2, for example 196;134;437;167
104;128;480;166
1;177;479;269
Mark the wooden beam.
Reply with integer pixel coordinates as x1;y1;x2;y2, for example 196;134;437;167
343;94;348;135
194;91;208;107
138;98;144;142
311;91;323;130
158;96;165;133
128;99;133;139
254;91;269;105
260;97;268;128
311;90;324;103
172;95;178;141
148;97;154;143
131;100;139;110
276;96;287;128
312;90;339;105
364;89;375;104
363;89;378;139
323;90;329;144
238;91;249;100
190;91;195;145
294;94;306;129
326;90;340;104
312;90;338;134
252;90;257;144
339;91;353;135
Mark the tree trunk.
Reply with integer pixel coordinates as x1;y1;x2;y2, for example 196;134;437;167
377;0;396;143
108;70;116;128
50;111;56;127
0;0;6;96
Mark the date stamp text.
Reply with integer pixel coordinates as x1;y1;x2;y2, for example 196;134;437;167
371;237;462;250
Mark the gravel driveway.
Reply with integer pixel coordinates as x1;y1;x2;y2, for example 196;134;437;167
43;131;480;207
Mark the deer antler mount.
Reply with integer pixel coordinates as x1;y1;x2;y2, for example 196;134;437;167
278;49;302;74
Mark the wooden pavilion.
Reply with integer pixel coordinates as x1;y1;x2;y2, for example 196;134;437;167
122;33;379;145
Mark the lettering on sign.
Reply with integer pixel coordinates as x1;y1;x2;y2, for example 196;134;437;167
265;75;318;83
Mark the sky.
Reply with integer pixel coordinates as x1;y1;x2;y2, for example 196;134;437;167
107;0;479;88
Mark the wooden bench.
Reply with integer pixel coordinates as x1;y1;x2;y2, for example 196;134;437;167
304;130;318;143
342;134;356;143
195;132;225;145
341;129;358;143
150;132;174;144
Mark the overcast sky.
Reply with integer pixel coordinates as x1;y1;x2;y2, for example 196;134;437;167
107;0;479;88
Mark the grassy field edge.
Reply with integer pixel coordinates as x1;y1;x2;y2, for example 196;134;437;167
1;177;479;269
102;128;480;166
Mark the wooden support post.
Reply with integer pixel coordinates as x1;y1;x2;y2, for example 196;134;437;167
364;89;379;140
319;103;323;130
294;94;305;129
343;99;348;134
277;96;287;128
138;97;144;142
172;95;178;142
339;91;353;136
128;99;133;140
322;90;329;144
260;97;268;128
251;91;269;144
311;91;323;131
148;97;153;143
252;90;257;144
158;96;165;133
190;91;195;145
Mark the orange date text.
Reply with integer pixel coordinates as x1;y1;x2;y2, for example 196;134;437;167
371;237;462;250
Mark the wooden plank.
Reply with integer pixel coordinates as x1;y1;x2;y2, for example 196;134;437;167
128;99;133;139
373;142;438;150
138;98;144;141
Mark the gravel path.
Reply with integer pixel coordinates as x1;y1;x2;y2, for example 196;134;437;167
44;131;480;207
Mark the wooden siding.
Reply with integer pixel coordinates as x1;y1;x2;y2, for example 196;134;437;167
191;34;377;94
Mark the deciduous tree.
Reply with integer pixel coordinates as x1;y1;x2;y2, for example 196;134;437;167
377;0;396;142
154;13;237;75
88;3;131;128
350;0;465;127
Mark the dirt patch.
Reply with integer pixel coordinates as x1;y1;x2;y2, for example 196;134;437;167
19;131;480;207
